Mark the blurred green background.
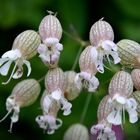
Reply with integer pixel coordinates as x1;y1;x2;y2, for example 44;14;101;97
0;0;140;139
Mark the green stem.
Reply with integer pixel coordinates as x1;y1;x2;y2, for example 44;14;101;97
80;93;93;124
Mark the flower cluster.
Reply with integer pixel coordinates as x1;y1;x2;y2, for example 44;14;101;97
1;11;140;140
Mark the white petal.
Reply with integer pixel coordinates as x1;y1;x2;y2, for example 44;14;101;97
51;90;62;100
0;58;9;66
23;60;31;77
12;68;23;79
91;47;98;61
128;110;138;123
88;75;99;92
2;49;21;60
44;38;59;46
115;96;126;105
110;51;121;64
39;54;50;63
37;44;47;54
74;74;83;90
96;60;104;73
55;118;63;129
55;43;63;51
102;40;117;51
0;60;12;76
107;110;122;125
43;95;52;113
51;54;59;62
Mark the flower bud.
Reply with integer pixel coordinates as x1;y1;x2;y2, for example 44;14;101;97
131;91;140;117
45;67;72;116
64;71;82;100
131;69;140;90
63;123;89;140
12;30;41;60
0;79;40;132
117;39;140;68
89;19;114;46
39;13;62;43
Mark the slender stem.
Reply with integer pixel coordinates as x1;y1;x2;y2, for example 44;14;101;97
80;93;93;124
37;75;45;83
71;46;83;70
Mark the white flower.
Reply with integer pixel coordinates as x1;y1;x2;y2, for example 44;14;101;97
0;96;20;133
37;37;63;66
0;49;31;84
91;40;121;73
35;115;62;134
75;71;99;92
50;89;72;116
107;94;138;125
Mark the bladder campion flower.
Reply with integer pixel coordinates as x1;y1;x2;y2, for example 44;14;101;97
89;19;120;73
45;67;72;116
36;90;62;134
38;11;63;68
75;46;99;92
91;95;117;140
0;30;41;84
0;79;40;132
107;71;138;125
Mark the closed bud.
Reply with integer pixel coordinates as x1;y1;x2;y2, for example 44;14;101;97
75;46;99;92
63;123;89;140
45;67;72;116
107;71;138;125
117;39;140;68
0;30;41;84
36;90;62;134
131;69;140;90
131;91;140;117
38;12;63;68
0;79;40;132
64;71;82;100
90;19;114;46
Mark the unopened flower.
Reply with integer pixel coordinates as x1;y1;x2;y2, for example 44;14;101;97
89;19;120;73
45;67;72;116
38;12;63;68
117;39;140;68
91;95;117;140
107;71;138;125
0;30;41;84
64;71;82;100
0;79;40;132
63;123;89;140
75;46;99;92
131;69;140;90
36;90;62;134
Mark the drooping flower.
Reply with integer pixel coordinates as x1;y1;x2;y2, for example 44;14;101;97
91;95;118;140
117;39;140;69
107;71;138;125
89;19;120;73
0;79;40;132
63;123;89;140
64;71;82;100
36;90;62;134
38;12;63;68
45;67;72;116
75;46;99;92
0;30;41;84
